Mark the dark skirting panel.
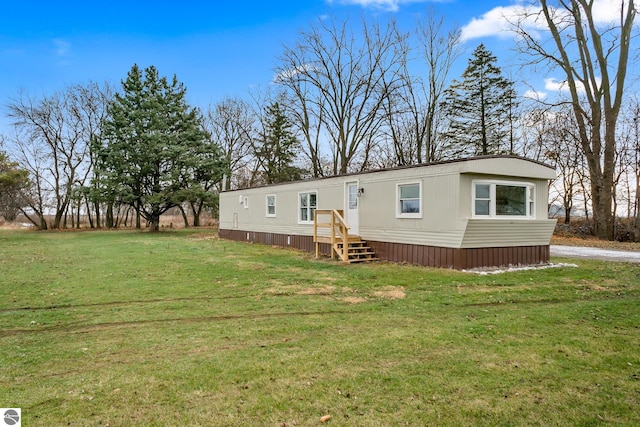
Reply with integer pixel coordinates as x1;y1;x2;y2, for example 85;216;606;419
219;229;332;256
219;229;550;270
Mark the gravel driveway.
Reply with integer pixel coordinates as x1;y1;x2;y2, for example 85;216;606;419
551;245;640;263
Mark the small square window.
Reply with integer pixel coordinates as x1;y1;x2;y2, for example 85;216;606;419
397;182;422;218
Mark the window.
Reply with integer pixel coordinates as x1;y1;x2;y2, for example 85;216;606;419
242;196;249;209
473;181;535;218
348;185;358;210
397;182;422;218
299;191;317;223
266;195;276;217
474;184;491;215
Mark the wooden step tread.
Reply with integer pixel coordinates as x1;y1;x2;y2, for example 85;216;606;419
347;251;376;256
348;257;379;263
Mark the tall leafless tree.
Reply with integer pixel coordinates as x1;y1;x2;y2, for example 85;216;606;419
514;0;636;239
6;82;111;229
545;109;584;224
203;97;256;190
615;96;640;240
276;17;406;175
415;11;462;162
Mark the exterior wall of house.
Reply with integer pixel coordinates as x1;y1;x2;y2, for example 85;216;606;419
219;156;557;268
458;174;557;248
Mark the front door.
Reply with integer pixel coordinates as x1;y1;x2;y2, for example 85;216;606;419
345;182;359;236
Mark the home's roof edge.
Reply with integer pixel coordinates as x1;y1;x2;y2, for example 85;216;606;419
222;155;556;193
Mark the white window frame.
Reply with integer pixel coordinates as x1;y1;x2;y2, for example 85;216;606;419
298;190;317;224
266;194;276;217
396;181;422;219
242;196;249;209
472;180;535;219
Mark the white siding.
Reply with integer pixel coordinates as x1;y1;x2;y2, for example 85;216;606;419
460;219;556;248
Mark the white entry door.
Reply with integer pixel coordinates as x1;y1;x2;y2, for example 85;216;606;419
345;182;359;236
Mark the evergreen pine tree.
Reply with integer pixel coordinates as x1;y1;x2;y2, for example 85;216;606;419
93;64;227;231
441;44;518;157
255;102;305;184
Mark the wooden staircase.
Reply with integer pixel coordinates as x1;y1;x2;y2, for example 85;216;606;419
336;236;378;263
313;209;378;263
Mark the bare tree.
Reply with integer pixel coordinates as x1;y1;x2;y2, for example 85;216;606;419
545;109;584;224
6;82;111;229
632;101;640;241
514;0;636;239
415;11;462;162
276;17;405;175
8;126;53;229
616;96;640;240
203;97;256;190
71;82;112;228
516;105;551;161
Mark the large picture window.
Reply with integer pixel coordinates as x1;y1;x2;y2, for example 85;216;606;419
473;181;534;218
299;191;317;223
397;182;422;218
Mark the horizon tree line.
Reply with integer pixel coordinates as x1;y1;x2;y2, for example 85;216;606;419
1;1;638;240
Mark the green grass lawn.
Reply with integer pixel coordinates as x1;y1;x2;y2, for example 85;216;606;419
1;229;639;426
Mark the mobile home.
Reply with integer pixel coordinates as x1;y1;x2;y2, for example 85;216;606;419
219;156;557;269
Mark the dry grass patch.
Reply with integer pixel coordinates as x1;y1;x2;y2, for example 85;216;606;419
372;286;406;300
296;285;335;296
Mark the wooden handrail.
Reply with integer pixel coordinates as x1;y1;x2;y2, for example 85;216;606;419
314;209;350;261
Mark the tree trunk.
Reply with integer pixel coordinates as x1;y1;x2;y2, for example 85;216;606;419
149;213;161;232
135;205;141;229
106;203;114;228
634;183;640;242
93;201;101;229
190;200;204;227
564;205;571;225
590;173;614;240
20;208;48;230
85;198;94;229
178;205;189;228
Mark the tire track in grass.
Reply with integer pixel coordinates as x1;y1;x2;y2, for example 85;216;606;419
0;294;260;313
0;309;357;337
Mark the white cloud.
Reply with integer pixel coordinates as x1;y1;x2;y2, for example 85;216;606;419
53;39;71;56
544;77;570;92
326;0;431;12
272;64;315;83
461;4;546;41
461;0;632;42
544;76;602;95
591;0;630;24
523;89;547;101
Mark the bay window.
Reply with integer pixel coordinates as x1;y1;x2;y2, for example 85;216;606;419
473;181;534;218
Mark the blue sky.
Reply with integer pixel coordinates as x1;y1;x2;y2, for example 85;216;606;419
1;0;622;133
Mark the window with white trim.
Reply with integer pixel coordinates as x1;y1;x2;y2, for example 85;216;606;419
473;181;535;218
397;182;422;218
299;191;317;223
242;196;249;209
266;195;276;217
